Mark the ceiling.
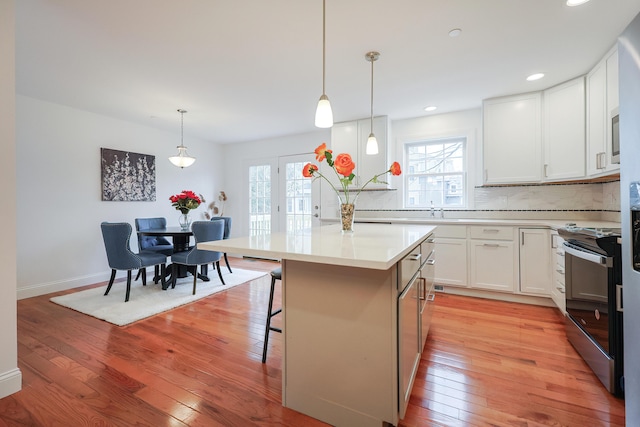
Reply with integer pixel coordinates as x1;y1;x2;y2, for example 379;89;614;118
15;0;640;144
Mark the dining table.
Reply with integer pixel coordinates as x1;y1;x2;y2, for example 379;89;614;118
137;226;209;287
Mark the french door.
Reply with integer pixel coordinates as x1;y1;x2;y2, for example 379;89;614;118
247;154;320;236
278;154;321;233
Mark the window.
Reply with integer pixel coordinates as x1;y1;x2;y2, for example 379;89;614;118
283;160;314;233
249;164;272;235
405;138;466;208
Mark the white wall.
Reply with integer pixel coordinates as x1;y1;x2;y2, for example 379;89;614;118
0;0;22;399
16;96;224;299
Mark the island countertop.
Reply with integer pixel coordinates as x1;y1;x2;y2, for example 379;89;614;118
198;223;436;270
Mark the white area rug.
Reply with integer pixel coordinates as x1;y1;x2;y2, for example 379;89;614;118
50;268;267;326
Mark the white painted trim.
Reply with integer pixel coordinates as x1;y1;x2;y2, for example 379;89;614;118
18;271;112;300
0;368;22;399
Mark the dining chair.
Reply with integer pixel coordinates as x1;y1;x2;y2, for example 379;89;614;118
170;220;225;294
100;222;167;302
134;217;174;281
217;216;233;273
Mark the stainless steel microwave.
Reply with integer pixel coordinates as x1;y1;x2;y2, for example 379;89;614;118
612;107;620;164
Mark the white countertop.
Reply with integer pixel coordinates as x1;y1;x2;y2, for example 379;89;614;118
198;223;436;270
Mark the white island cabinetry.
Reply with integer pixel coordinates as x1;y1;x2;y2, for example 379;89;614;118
198;223;435;427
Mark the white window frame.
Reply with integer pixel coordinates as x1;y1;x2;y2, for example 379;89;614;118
403;136;468;209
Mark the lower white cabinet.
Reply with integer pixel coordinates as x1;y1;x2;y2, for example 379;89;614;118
519;228;552;295
469;226;517;292
434;225;468;287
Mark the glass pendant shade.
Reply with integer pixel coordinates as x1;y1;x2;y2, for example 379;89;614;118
366;133;379;155
169;146;196;168
169;109;195;168
315;94;333;128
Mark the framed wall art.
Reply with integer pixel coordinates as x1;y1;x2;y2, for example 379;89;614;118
101;148;156;201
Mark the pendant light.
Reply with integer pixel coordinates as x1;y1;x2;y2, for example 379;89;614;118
169;109;196;168
314;0;333;128
365;51;380;155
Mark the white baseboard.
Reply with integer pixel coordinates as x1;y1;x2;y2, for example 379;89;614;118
17;271;112;300
0;368;22;399
435;284;556;307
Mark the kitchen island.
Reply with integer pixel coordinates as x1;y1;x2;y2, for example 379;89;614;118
198;223;436;427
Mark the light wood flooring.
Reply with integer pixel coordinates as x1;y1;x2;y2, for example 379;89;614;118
0;258;625;426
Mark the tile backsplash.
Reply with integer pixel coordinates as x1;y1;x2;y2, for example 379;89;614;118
352;180;621;222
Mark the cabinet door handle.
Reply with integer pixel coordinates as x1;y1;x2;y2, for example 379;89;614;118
557;251;565;257
521;231;525;245
482;229;500;233
408;253;421;262
426;238;435;243
483;243;500;248
544;164;548;178
557;285;566;294
617;284;623;312
426;259;435;265
556;268;564;275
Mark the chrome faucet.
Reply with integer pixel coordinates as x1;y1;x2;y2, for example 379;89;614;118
430;201;435;217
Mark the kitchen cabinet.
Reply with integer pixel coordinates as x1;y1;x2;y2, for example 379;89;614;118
587;46;620;176
482;92;542;184
543;77;586;181
433;225;468;287
469;226;518;292
518;228;552;296
550;231;567;313
328;116;389;188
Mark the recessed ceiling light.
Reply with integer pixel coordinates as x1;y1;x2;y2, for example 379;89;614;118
526;73;545;81
566;0;590;6
448;28;462;38
424;106;437;112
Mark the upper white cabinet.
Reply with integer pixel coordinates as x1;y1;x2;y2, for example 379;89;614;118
483;93;542;184
587;46;620;176
543;77;586;181
329;116;389;189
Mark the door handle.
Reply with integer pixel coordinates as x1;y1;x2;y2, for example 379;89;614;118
314;214;319;218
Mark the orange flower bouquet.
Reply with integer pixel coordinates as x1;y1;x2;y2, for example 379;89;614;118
302;143;401;231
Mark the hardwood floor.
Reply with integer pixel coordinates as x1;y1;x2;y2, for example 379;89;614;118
1;258;625;426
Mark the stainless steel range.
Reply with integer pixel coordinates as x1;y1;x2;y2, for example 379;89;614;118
558;225;624;398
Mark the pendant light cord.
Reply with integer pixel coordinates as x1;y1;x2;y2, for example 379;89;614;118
322;0;326;95
370;55;374;133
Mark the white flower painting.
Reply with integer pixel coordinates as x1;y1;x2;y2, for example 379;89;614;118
101;148;156;201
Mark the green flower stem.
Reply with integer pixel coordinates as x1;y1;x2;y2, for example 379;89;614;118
353;170;391;204
312;169;348;205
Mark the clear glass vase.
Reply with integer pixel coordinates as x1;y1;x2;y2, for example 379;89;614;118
340;203;355;233
178;212;192;230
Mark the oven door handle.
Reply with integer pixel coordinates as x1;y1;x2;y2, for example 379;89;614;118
563;244;608;265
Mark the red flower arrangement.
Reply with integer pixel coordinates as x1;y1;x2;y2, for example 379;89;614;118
303;142;402;205
169;190;202;214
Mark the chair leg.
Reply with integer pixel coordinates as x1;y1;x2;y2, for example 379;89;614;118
224;253;232;273
141;268;147;286
160;264;167;290
172;264;178;289
215;261;226;286
104;270;117;296
201;264;208;276
262;275;277;363
135;269;142;281
125;270;132;302
192;267;198;295
154;265;160;284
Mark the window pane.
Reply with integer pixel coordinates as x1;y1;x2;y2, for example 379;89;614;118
404;138;466;208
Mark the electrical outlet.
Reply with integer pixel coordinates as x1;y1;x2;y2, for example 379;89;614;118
434;284;444;292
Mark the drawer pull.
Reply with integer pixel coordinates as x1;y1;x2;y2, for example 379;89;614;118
482;229;501;233
425;259;436;265
483;243;500;247
408;253;421;262
426;238;435;243
557;252;565;257
556;286;566;294
555;269;564;275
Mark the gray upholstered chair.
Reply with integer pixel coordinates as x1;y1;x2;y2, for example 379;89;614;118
216;216;233;273
100;222;167;302
170;220;225;294
134;217;174;281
